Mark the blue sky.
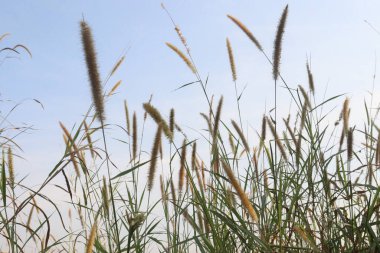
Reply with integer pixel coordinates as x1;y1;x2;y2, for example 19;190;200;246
2;1;380;184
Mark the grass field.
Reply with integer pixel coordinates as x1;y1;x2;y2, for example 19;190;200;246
1;4;380;253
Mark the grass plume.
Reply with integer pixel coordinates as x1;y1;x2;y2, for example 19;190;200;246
166;42;195;73
227;15;263;51
272;5;288;80
148;125;162;191
226;38;237;81
80;21;105;122
221;160;258;222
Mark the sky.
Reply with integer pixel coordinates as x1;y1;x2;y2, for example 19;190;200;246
2;1;380;188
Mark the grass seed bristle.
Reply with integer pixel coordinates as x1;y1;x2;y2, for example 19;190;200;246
86;221;97;253
178;139;187;192
227;15;263;51
148;125;162;191
80;21;105;123
166;42;196;73
7;147;14;188
226;38;237;81
143;103;173;141
132;112;138;160
221;160;259;222
306;61;315;94
272;5;288;80
231;120;250;152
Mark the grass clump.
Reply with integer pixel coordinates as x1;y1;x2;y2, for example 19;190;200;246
2;4;380;253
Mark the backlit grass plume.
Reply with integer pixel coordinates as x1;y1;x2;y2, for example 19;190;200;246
221;160;258;222
143;103;173;141
7;147;14;188
227;15;263;51
272;5;288;80
80;21;105;123
306;61;315;94
86;221;97;253
213;97;224;142
231;120;250;152
178;139;187;192
148;125;162;191
132;112;138;161
166;42;196;73
169;108;175;134
226;38;237;81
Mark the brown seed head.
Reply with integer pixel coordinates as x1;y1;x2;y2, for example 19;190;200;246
226;38;237;81
306;61;315;94
166;42;195;73
272;5;289;81
227;15;263;51
147;125;162;191
178;139;187;192
80;21;105;123
221;160;259;222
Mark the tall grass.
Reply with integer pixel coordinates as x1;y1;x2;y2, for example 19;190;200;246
1;5;380;253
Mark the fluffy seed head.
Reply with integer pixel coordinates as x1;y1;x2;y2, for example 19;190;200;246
306;61;315;94
166;42;195;73
80;21;105;123
231;120;250;152
226;38;237;81
169;108;175;134
213;96;224;142
132;112;138;160
143;103;173;141
124;100;131;135
272;5;289;80
86;222;97;253
221;160;259;222
347;127;353;161
7;147;14;188
227;15;263;51
298;85;311;109
178;139;187;192
147;125;162;191
342;98;350;135
101;176;109;217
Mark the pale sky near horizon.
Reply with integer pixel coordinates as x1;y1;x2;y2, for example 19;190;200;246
2;1;380;185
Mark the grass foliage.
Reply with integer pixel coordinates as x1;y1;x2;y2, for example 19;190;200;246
1;5;380;253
